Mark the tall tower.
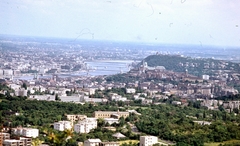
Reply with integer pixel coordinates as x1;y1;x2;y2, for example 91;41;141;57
185;68;188;76
142;60;148;72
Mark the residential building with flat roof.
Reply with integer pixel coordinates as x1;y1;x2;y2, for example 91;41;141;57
54;121;72;131
0;132;10;145
140;136;158;146
84;139;102;146
11;128;39;138
74;118;97;133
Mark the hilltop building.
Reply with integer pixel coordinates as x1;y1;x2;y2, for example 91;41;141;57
93;110;129;119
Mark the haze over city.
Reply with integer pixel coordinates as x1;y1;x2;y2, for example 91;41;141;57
2;1;240;146
1;0;240;47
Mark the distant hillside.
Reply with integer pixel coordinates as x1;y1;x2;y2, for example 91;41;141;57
140;54;240;77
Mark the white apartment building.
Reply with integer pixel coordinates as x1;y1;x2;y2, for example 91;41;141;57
140;136;158;146
3;137;32;146
74;118;97;133
3;139;24;146
12;128;39;138
202;75;210;80
54;121;72;131
3;69;13;76
126;88;136;94
84;139;102;146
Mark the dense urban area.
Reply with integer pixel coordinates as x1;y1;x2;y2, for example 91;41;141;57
1;37;240;146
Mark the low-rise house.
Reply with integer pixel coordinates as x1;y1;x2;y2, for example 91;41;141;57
110;93;123;101
112;133;126;139
104;118;119;125
29;95;55;101
133;95;140;100
172;101;181;105
99;142;120;146
126;88;136;94
141;99;153;105
193;121;211;125
84;139;102;146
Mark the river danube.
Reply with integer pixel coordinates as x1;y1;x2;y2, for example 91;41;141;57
13;60;135;81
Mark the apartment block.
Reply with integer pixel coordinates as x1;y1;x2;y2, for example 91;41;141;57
74;118;97;133
11;128;39;138
54;121;72;131
140;136;158;146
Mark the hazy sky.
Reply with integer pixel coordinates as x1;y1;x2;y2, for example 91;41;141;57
1;0;240;47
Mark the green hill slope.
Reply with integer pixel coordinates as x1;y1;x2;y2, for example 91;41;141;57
141;54;240;77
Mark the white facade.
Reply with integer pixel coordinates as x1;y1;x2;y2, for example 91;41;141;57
3;139;23;146
74;118;97;133
22;128;39;138
111;94;122;101
202;75;210;80
115;97;127;102
54;121;72;131
126;88;136;94
89;88;97;95
3;69;13;76
172;101;182;105
12;128;39;138
140;136;158;146
104;118;119;125
84;139;102;146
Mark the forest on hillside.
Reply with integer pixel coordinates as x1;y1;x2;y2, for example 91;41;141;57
141;54;240;77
